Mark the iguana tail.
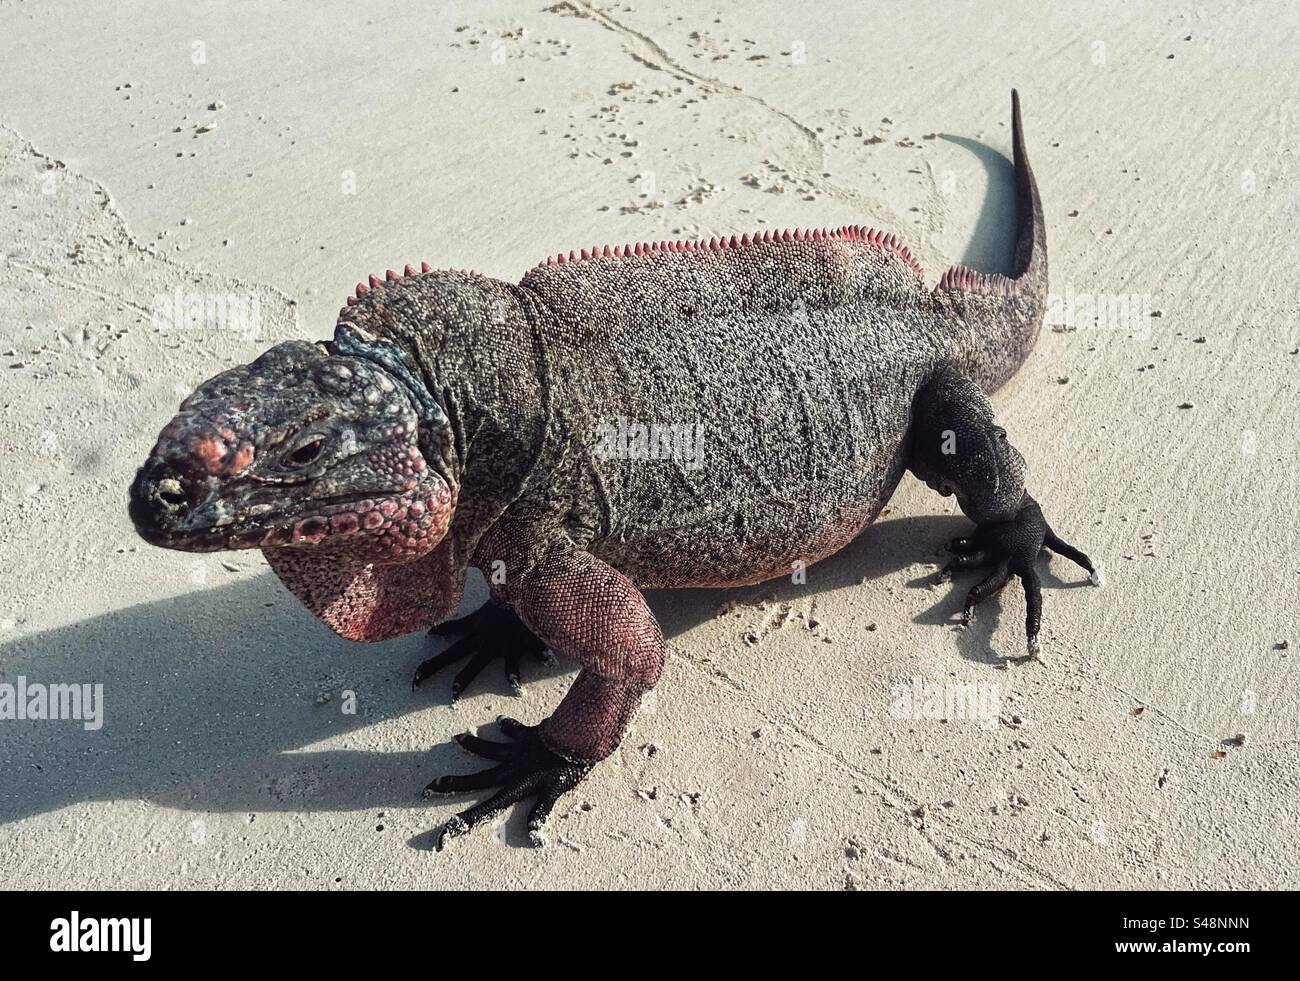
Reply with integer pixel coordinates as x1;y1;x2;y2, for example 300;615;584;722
935;89;1049;391
1008;88;1047;295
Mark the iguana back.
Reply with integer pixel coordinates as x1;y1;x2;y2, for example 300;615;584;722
513;228;950;586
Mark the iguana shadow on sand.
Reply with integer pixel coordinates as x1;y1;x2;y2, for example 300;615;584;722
0;511;1062;833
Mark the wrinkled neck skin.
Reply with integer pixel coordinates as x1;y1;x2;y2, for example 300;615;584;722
263;532;467;642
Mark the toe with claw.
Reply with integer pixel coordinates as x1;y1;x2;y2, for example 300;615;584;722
425;717;593;850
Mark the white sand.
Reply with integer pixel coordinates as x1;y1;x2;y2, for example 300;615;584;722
0;0;1296;888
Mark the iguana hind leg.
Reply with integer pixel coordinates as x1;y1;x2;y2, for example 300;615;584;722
909;366;1098;657
426;525;665;848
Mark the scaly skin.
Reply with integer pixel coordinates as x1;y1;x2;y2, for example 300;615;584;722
130;91;1097;850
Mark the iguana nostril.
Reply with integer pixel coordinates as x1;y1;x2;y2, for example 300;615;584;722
156;477;188;508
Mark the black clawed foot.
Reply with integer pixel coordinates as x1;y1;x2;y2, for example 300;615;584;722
945;496;1092;657
425;718;594;850
412;602;550;700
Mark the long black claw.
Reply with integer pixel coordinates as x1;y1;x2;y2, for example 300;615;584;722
434;816;470;851
1019;566;1043;657
504;648;523;695
962;562;1013;625
424;763;513;796
450;648;496;702
412;635;476;691
412;602;547;699
426;720;593;850
455;731;515;761
1044;527;1102;585
527;787;563;847
452;779;540;830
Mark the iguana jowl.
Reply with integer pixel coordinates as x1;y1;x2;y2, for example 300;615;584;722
129;92;1097;849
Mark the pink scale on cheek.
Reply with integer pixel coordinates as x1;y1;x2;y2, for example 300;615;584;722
305;483;457;560
293;517;329;543
330;513;360;535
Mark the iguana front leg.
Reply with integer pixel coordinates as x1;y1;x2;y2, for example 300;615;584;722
425;526;665;849
909;365;1099;656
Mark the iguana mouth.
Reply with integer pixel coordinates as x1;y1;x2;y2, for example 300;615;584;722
131;488;357;551
130;474;452;557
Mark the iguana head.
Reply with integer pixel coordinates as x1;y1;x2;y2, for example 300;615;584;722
129;326;457;565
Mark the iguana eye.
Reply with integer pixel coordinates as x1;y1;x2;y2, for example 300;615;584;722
285;438;325;467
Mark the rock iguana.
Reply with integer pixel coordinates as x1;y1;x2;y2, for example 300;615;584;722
129;91;1098;849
